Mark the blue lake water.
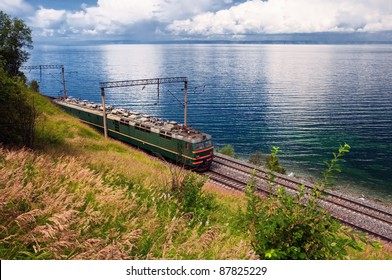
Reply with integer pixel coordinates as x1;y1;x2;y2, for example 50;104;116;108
25;44;392;202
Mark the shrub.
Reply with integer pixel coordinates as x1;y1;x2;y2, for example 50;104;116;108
173;172;216;226
246;144;370;259
217;144;237;158
29;80;39;92
265;146;286;174
248;150;265;166
248;148;286;174
0;67;36;147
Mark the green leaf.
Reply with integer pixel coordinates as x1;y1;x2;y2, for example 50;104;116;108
265;249;276;259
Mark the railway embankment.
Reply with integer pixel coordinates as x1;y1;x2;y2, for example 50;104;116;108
1;90;391;260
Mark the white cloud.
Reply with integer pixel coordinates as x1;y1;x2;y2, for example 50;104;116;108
28;0;225;39
29;8;67;29
25;0;392;41
0;0;33;16
167;0;392;36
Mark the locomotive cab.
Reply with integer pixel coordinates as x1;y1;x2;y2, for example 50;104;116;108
191;138;213;171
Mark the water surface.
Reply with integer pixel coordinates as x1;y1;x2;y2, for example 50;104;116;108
25;44;392;202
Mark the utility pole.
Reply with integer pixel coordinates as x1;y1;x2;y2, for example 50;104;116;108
157;80;160;105
61;66;67;98
184;80;188;127
101;87;108;138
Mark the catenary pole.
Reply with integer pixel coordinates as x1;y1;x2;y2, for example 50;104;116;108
184;80;188;127
101;87;108;138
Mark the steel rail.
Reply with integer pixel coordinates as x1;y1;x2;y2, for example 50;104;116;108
207;153;392;243
214;153;392;223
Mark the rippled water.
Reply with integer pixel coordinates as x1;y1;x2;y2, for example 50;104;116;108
25;44;392;202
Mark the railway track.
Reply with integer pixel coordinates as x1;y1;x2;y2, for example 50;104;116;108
205;153;392;243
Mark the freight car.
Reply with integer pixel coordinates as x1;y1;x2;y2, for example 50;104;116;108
54;98;213;171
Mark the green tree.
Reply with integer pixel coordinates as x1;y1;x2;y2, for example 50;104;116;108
0;66;35;147
0;11;33;77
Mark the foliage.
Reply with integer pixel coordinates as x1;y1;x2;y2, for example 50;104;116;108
246;144;371;259
217;144;237;158
0;11;33;77
248;150;265;166
318;143;351;191
173;172;216;226
29;80;39;92
0;66;36;147
248;148;286;175
265;146;286;174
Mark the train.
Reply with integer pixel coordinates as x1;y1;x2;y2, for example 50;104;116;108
53;97;213;171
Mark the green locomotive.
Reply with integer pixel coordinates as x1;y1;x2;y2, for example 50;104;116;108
54;98;213;171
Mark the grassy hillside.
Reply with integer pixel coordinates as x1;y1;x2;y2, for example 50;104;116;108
0;91;391;259
0;92;252;259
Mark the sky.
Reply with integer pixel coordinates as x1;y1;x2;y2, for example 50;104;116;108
1;0;392;43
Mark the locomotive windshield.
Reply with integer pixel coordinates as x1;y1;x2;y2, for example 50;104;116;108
194;140;212;150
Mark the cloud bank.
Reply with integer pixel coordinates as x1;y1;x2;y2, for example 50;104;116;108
1;0;392;41
0;0;33;16
168;0;392;36
26;0;230;40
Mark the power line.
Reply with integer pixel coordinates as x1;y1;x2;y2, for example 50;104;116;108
20;65;64;70
99;77;188;138
99;77;187;88
21;64;67;98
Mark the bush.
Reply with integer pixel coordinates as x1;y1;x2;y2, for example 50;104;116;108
217;144;237;158
0;67;36;147
248;150;265;166
174;172;216;226
246;144;369;259
248;149;286;175
29;80;39;92
265;146;286;174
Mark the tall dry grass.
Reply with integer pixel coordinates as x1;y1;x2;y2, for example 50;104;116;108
0;146;252;259
0;147;142;259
